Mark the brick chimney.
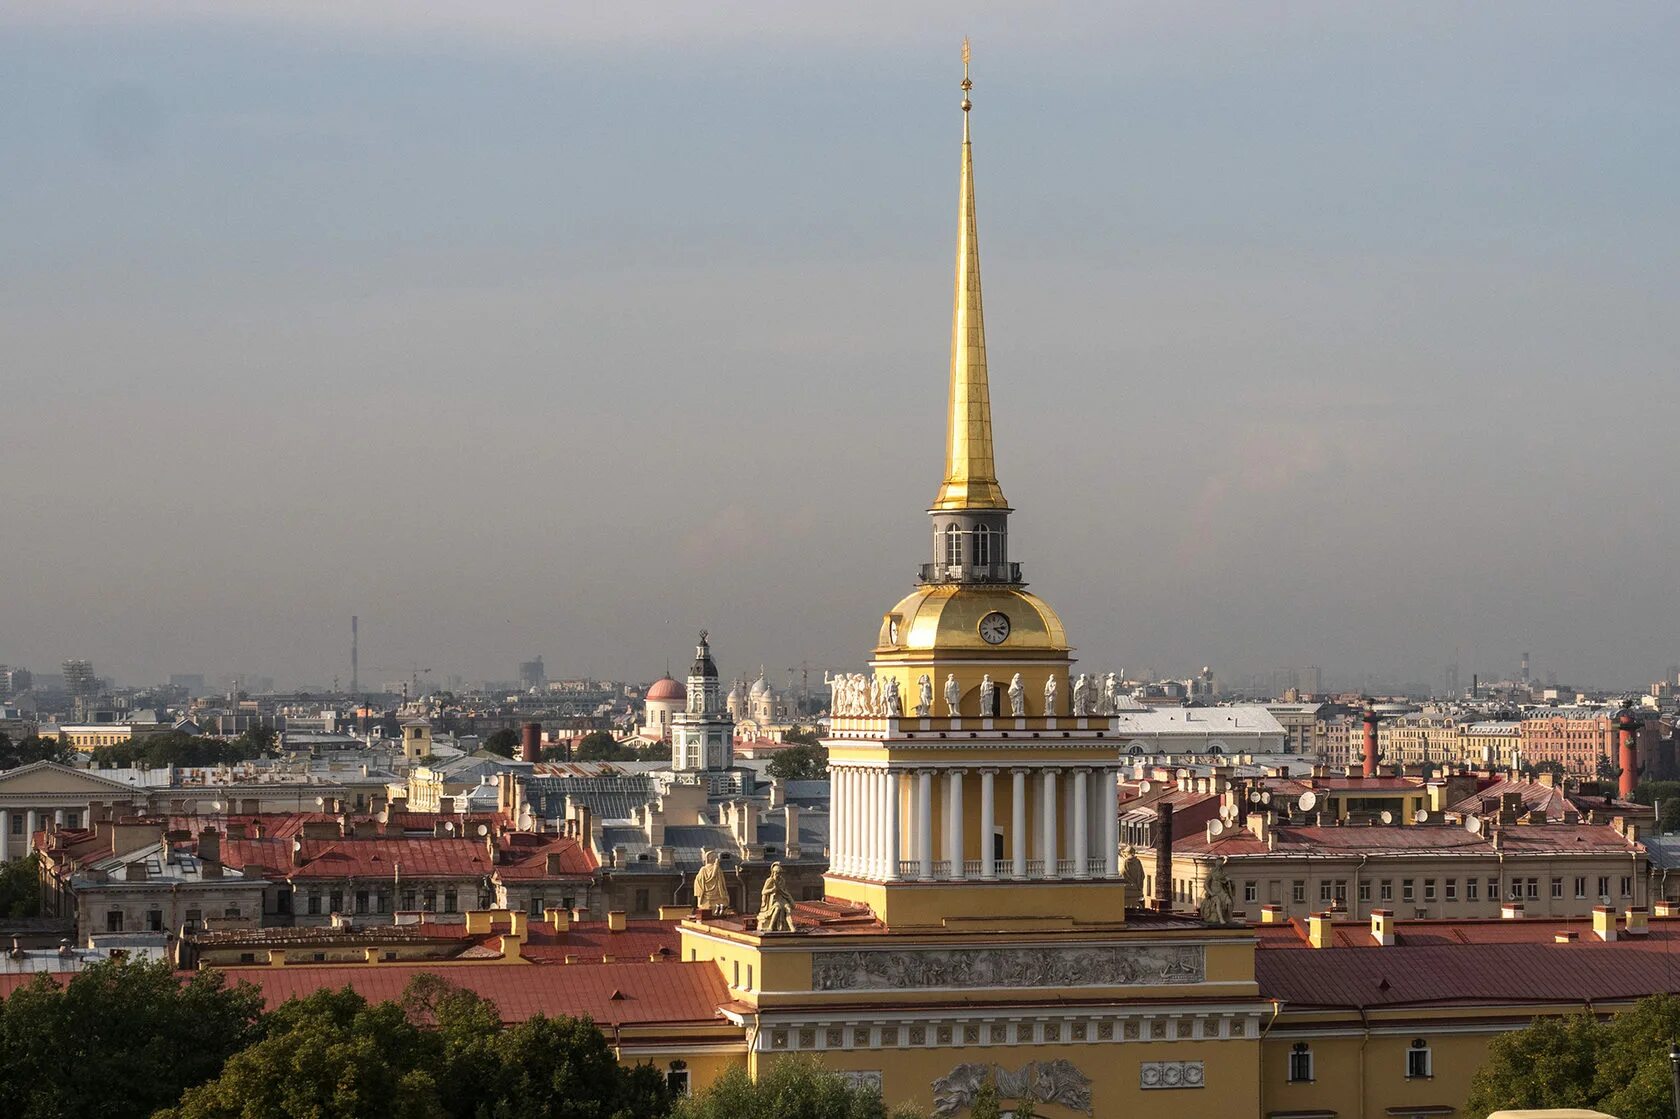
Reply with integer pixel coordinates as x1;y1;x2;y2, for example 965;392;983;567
1592;905;1617;942
1625;906;1649;936
1307;911;1333;948
197;827;222;878
783;804;801;858
1370;908;1395;946
1258;903;1284;924
521;722;542;763
1150;803;1174;911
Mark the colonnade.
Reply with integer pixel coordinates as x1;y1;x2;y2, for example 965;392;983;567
829;764;1121;882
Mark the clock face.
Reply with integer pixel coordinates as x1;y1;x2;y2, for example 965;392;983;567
978;611;1011;645
888;619;900;644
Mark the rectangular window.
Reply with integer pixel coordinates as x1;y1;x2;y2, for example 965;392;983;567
1445;880;1457;901
1575;877;1587;899
1358;881;1371;902
1292;881;1305;904
402;890;417;910
1320;881;1333;903
1551;879;1563;899
307;894;321;915
1402;879;1415;902
732;961;740;987
184;908;202;931
529;896;544;917
1244;882;1257;903
1406;1043;1433;1079
1333;880;1348;904
355;891;369;914
635;889;651;913
1424;880;1436;902
1288;1045;1314;1083
376;893;389;914
106;910;123;932
1525;878;1539;900
444;891;457;913
1467;879;1479;901
667;1069;691;1097
147;909;163;932
1380;880;1393;901
1598;877;1610;899
1489;877;1499;900
1621;877;1633;898
9;816;20;835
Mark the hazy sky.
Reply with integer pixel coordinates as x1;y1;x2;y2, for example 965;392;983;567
3;3;1678;693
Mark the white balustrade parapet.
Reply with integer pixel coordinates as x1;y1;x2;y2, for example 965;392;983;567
963;859;984;877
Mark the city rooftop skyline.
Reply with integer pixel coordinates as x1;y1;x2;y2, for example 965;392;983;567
4;3;1679;690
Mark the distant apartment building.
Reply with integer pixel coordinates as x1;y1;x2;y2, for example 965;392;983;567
0;665;33;698
1520;707;1661;777
1263;703;1322;754
61;659;99;699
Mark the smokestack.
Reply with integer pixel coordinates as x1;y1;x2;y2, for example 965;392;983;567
1151;803;1174;911
1617;711;1641;800
1362;708;1380;778
351;615;359;695
1521;651;1530;682
521;722;542;763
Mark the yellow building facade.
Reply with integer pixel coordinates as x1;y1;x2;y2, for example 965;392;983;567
678;52;1272;1117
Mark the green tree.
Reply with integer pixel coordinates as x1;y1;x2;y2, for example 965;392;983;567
1463;995;1680;1119
482;1014;671;1119
575;731;627;761
159;988;445;1119
483;728;521;758
1660;796;1680;834
782;725;823;747
673;1056;921;1119
765;743;827;782
1634;779;1680;807
969;1083;1002;1119
0;731;70;769
0;957;263;1119
0;853;42;918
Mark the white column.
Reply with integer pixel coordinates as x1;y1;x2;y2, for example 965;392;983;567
947;769;966;880
866;769;880;877
53;808;64;828
1011;770;1027;880
1073;768;1090;878
916;770;934;880
25;810;38;850
832;767;846;874
979;769;997;880
1103;767;1121;879
1041;771;1059;878
0;810;9;860
883;770;900;881
847;767;860;876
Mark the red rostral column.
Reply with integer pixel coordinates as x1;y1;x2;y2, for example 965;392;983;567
1361;707;1380;777
520;722;542;763
1616;711;1641;799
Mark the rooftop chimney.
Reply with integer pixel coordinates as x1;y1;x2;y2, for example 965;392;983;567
521;722;542;764
1361;708;1379;778
1150;803;1174;911
1617;711;1641;800
1307;911;1333;948
1592;905;1617;942
1625;906;1649;937
1370;908;1395;946
1258;904;1284;924
783;804;801;858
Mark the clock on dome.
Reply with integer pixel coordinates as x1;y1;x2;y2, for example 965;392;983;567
978;611;1011;644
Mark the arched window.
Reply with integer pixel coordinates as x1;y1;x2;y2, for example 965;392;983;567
1288;1043;1313;1082
944;524;962;567
973;525;992;567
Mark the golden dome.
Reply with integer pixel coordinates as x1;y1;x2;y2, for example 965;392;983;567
876;584;1069;657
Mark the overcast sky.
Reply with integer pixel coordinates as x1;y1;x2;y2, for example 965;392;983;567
3;3;1677;693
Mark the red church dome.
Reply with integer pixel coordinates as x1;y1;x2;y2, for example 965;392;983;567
645;675;685;702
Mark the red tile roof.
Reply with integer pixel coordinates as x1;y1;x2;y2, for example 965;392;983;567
1173;822;1639;858
218;960;729;1026
517;920;681;962
1256;917;1680;1008
218;832;594;880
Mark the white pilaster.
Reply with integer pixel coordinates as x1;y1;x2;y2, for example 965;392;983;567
1041;769;1059;879
883;770;900;881
979;769;997;880
947;769;966;880
1073;768;1090;878
1011;769;1027;880
1103;767;1121;879
0;810;9;860
916;769;934;880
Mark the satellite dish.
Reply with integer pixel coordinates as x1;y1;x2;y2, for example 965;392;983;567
444;821;456;835
315;796;325;808
1379;810;1393;825
477;824;489;837
1209;820;1226;837
1414;809;1430;825
1465;815;1483;835
1261;791;1273;805
210;801;223;813
1139;781;1153;794
1298;791;1318;812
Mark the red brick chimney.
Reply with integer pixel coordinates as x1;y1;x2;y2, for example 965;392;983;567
1361;708;1380;778
1617;711;1641;800
521;722;542;763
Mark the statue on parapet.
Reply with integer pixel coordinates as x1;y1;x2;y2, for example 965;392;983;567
757;861;795;932
916;674;933;717
978;674;996;717
1072;673;1092;716
1043;674;1060;716
1008;673;1026;717
883;676;903;717
944;673;962;717
1199;859;1236;926
693;849;731;917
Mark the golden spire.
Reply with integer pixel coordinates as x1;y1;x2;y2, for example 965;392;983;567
933;37;1008;511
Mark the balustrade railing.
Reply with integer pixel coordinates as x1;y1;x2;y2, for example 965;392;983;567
1086;857;1108;877
896;859;919;878
1056;859;1078;877
963;859;985;877
1026;859;1045;876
